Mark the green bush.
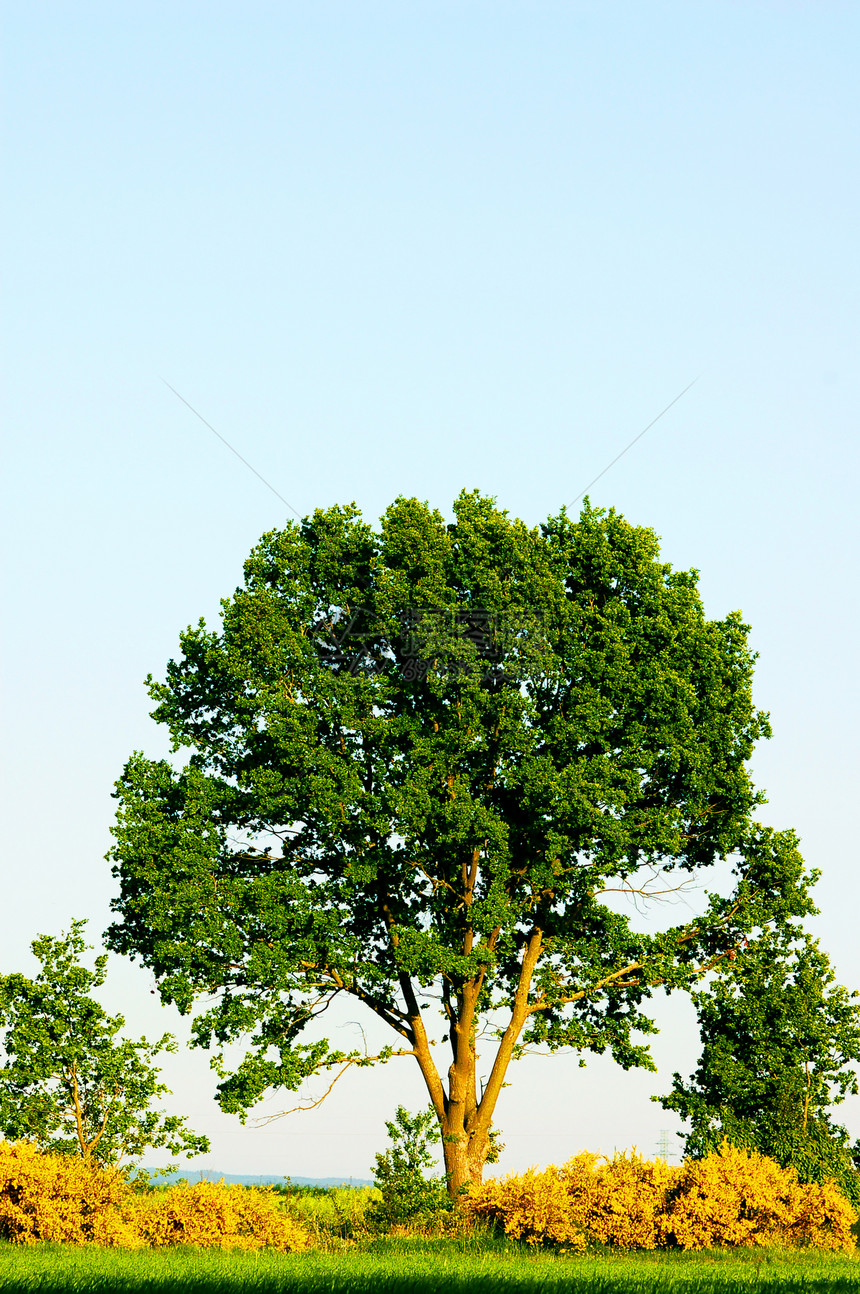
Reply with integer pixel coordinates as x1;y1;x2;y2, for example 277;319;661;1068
370;1107;452;1229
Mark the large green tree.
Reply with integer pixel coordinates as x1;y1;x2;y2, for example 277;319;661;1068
658;924;860;1203
107;492;812;1194
0;922;209;1166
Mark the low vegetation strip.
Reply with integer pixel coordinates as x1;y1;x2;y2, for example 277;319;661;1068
2;1244;860;1294
1;1140;857;1258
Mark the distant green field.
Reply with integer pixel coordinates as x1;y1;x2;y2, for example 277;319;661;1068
2;1242;860;1293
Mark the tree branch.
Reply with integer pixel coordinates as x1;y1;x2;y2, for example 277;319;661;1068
252;1048;417;1124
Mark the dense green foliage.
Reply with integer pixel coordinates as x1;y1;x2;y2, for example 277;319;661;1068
106;492;814;1191
0;923;207;1166
659;925;860;1203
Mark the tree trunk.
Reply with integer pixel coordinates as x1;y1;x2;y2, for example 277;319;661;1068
439;1104;495;1197
404;919;544;1201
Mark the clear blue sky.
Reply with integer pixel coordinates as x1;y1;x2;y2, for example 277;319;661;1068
2;1;858;1179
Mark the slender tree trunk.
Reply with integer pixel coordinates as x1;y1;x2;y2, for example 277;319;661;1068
68;1063;90;1159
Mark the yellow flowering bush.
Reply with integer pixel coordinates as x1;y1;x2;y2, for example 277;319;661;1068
470;1142;857;1252
4;1138;853;1254
786;1177;859;1251
574;1151;678;1249
0;1141;139;1246
136;1180;310;1252
664;1143;856;1252
469;1159;590;1250
0;1143;309;1251
470;1151;678;1250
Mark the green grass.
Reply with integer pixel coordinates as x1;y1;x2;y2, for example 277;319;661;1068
2;1242;860;1293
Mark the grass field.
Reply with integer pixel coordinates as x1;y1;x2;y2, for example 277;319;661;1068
3;1241;860;1293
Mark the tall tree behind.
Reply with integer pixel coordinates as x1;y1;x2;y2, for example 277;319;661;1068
658;924;860;1203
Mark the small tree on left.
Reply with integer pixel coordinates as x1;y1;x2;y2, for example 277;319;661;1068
0;921;209;1167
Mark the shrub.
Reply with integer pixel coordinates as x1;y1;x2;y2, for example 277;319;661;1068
664;1142;856;1251
135;1180;309;1251
469;1142;857;1252
469;1151;678;1251
0;1140;138;1246
578;1151;678;1250
469;1159;589;1250
0;1142;310;1251
370;1107;451;1229
788;1176;859;1250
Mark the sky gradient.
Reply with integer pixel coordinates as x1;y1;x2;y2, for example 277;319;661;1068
2;1;859;1179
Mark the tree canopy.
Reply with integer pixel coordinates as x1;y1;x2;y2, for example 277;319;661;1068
658;923;860;1202
0;922;208;1166
107;492;813;1193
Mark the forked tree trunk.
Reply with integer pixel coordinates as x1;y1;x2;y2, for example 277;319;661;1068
440;1118;492;1196
411;1020;496;1198
407;928;546;1201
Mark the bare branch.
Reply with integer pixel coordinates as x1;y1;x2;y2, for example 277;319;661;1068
252;1047;417;1125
